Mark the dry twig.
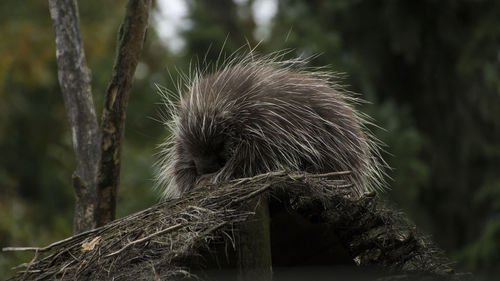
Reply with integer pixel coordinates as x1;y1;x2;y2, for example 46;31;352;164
3;171;470;280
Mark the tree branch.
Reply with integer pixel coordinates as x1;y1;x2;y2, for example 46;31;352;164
3;171;471;280
95;0;152;226
48;0;100;234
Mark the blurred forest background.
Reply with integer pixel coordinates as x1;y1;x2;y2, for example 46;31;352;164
1;0;499;279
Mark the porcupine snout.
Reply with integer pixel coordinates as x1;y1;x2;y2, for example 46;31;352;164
180;120;229;180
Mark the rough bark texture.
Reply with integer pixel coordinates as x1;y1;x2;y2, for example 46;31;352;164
48;0;100;234
237;198;272;281
95;0;151;227
3;171;472;281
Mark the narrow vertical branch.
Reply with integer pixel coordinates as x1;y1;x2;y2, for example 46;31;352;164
48;0;100;234
95;0;152;226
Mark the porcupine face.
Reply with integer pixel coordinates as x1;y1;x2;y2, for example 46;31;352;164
169;71;249;195
171;111;234;195
156;57;387;199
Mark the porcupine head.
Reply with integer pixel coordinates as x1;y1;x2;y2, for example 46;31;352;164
155;54;386;199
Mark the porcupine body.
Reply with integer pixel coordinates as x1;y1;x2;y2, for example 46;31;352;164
155;55;386;199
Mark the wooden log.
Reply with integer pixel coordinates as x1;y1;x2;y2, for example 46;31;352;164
237;197;272;281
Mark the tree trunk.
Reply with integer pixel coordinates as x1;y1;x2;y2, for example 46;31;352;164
48;0;100;234
95;0;152;226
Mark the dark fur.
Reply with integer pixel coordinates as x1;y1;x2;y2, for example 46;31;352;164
155;56;386;198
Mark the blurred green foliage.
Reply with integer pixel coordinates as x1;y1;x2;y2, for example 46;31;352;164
0;0;499;279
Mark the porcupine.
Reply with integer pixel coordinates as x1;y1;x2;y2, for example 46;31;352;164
155;54;386;199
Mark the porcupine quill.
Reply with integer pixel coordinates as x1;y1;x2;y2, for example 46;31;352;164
154;52;387;199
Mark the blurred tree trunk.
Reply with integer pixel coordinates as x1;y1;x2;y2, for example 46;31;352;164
48;0;100;234
184;0;257;58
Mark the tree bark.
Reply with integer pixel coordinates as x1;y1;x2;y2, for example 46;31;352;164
48;0;100;234
95;0;152;226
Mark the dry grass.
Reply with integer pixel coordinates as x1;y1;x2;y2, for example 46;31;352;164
4;171;470;280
